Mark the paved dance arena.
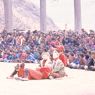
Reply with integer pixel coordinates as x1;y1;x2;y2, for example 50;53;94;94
0;62;95;95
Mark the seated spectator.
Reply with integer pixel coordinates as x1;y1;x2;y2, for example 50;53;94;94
68;53;80;69
7;51;15;62
0;50;3;61
14;51;20;62
2;52;8;62
26;52;36;63
78;53;87;69
33;49;40;61
23;45;30;51
19;51;28;62
87;51;95;71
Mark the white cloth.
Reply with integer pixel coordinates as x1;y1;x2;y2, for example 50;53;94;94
52;59;64;73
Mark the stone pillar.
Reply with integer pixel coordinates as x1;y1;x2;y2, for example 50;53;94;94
3;0;12;32
40;0;46;33
74;0;82;33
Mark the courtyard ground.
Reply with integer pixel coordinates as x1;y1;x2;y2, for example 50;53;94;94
0;62;95;95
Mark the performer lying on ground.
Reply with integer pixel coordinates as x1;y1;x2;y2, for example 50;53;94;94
7;50;67;80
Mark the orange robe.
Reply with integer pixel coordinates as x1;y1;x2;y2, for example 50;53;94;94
18;68;25;78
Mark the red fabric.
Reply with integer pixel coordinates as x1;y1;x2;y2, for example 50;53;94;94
39;67;52;72
56;45;64;52
18;68;24;77
38;67;52;79
59;54;67;66
55;41;60;46
28;69;43;80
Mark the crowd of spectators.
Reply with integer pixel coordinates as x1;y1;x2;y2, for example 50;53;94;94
0;29;95;70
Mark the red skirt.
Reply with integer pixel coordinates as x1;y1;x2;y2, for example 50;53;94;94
28;69;43;80
37;67;52;79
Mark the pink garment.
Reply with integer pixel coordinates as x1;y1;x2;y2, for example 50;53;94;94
2;54;8;59
46;35;51;41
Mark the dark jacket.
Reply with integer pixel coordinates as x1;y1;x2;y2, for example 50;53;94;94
88;58;95;67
